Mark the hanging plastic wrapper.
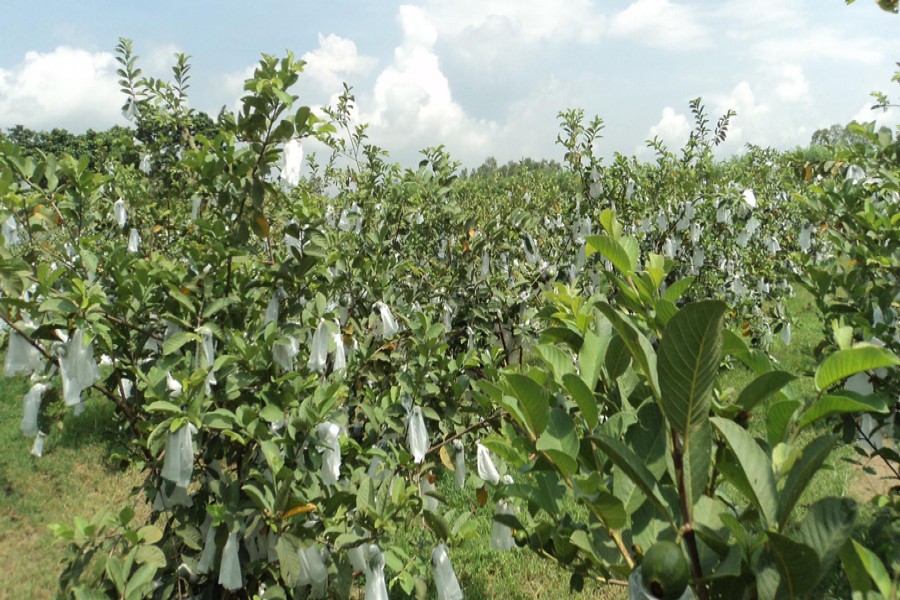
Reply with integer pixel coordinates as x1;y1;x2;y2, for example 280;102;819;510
332;331;347;374
166;371;183;398
31;431;47;458
113;199;127;229
199;326;216;394
273;336;299;372
139;154;152;174
281;138;304;187
374;302;399;338
127;228;141;253
432;544;463;600
364;544;389;600
196;524;218;575
779;322;792;346
799;225;813;252
161;422;197;488
307;319;330;373
153;482;193;510
297;544;328;599
191;195;202;221
476;441;500;485
742;188;757;209
2;215;20;246
59;329;99;407
317;421;341;486
491;500;517;551
421;474;439;511
451;439;466;489
5;328;45;376
407;406;428;464
219;529;243;591
265;287;285;325
21;382;49;437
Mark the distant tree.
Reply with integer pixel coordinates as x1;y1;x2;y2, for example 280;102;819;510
2;124;140;170
809;122;881;149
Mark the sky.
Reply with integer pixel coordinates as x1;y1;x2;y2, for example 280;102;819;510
0;1;898;168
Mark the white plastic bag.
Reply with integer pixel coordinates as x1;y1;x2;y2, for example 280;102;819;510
364;544;389;600
5;329;45;376
476;441;500;485
332;331;346;374
161;422;196;488
31;431;47;457
317;421;341;486
59;329;99;406
374;302;399;338
113;199;127;229
273;336;298;372
297;544;328;599
166;371;183;399
2;215;19;246
742;188;757;208
219;530;243;591
199;326;216;394
491;501;516;551
196;525;218;575
281;138;304;187
432;544;463;600
21;382;49;437
307;319;330;373
421;474;439;512
407;406;428;464
452;439;466;489
127;228;141;253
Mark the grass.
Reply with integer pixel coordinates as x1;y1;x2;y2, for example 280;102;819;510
0;287;889;598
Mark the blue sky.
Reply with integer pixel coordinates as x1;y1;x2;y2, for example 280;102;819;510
0;1;897;167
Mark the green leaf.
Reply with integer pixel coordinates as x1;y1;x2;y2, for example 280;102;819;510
766;400;800;446
123;563;157;600
536;408;579;477
797;393;890;429
585;235;637;274
578;321;610;391
563;373;598;430
592;433;673;524
276;534;301;587
777;435;837;527
535;344;575;381
134;545;167;569
162;331;197;355
658;300;726;433
711;417;778;528
424;510;450;542
796;497;857;584
596;303;659;398
814;344;899;391
146;401;183;415
505;374;550;437
738;371;796;412
682;419;713;513
765;532;820;597
662;277;694;303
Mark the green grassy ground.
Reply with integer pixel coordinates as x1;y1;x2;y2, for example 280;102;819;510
0;288;882;598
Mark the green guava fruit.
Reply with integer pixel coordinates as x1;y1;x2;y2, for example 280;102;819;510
641;541;689;599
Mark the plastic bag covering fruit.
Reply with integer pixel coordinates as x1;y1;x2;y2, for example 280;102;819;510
422;475;439;511
21;382;49;437
432;544;463;600
364;544;389;600
308;319;329;373
273;336;299;372
280;138;303;187
218;530;243;591
161;422;197;488
2;215;19;246
59;329;99;406
297;544;328;598
452;439;466;489
639;541;691;600
374;302;399;338
113;198;127;229
332;330;347;373
199;326;216;394
476;441;500;485
407;406;428;464
4;327;45;376
196;524;218;575
166;371;183;398
127;228;141;253
31;431;47;457
317;421;341;486
491;500;516;551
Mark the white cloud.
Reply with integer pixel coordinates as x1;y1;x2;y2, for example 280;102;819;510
754;28;887;65
302;33;377;93
609;0;709;49
423;0;606;44
0;46;123;131
647;107;690;148
775;64;810;103
852;102;898;129
144;43;184;76
360;5;496;163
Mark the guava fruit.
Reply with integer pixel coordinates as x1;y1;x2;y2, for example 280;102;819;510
641;541;689;599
